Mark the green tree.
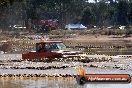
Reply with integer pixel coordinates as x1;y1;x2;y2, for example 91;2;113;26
81;6;96;26
97;1;109;27
128;2;132;24
117;0;129;25
107;5;116;25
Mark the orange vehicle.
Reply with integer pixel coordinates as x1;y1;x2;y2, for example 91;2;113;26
22;41;66;61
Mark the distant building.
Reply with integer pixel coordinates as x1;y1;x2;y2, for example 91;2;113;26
65;24;87;30
37;19;58;32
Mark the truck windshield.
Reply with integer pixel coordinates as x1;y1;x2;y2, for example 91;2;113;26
45;43;66;50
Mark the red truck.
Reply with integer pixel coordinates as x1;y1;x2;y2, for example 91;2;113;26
22;40;81;62
22;41;65;61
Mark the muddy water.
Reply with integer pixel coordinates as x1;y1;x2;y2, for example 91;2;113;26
0;77;132;88
0;39;132;88
0;77;82;88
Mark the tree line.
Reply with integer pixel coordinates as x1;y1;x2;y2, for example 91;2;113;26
0;0;132;29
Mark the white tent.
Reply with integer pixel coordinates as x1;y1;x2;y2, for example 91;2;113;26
65;24;87;30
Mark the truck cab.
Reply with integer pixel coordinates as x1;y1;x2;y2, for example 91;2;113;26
36;41;66;52
22;41;65;61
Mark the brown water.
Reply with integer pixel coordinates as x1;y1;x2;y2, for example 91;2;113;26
0;77;83;88
0;77;132;88
0;39;132;88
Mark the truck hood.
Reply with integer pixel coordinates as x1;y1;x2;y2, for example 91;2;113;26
51;50;82;55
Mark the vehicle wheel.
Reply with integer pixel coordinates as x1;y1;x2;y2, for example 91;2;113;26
31;59;38;62
43;58;53;62
76;76;86;85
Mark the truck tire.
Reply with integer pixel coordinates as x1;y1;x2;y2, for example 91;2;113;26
76;76;86;85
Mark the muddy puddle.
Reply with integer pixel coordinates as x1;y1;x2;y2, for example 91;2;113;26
0;77;132;88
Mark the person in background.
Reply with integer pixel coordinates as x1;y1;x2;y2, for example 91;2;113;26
37;44;47;52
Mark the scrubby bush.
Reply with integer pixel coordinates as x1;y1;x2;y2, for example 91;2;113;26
1;41;13;53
